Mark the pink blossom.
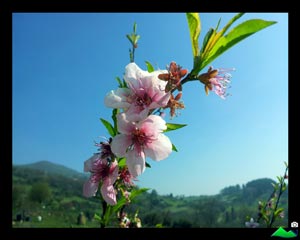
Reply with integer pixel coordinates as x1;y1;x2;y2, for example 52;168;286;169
83;154;118;205
209;68;233;99
119;167;136;187
111;113;172;177
198;66;234;99
105;63;170;119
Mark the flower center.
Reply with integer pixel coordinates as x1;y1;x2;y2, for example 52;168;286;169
91;160;110;182
132;128;148;146
135;93;152;108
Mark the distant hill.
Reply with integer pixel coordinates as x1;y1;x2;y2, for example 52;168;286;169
12;161;288;228
15;160;85;179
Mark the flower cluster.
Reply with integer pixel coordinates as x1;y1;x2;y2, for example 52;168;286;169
81;13;277;229
83;63;175;206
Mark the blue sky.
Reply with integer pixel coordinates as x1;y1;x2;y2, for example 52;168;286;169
12;13;288;196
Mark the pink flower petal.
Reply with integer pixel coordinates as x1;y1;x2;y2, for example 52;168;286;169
84;154;100;172
144;134;172;161
126;150;146;177
150;91;170;108
125;63;151;89
104;88;131;109
83;180;99;197
139;115;167;138
117;113;137;134
107;161;119;185
111;134;132;157
101;183;117;205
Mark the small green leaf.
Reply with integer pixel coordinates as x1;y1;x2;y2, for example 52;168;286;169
218;13;245;37
115;76;122;88
274;208;284;218
133;22;137;33
282;182;287;192
202;19;277;68
146;162;151;168
126;34;134;45
122;79;128;88
186;13;201;57
100;118;116;137
200;28;214;56
102;205;114;226
112;108;119;133
284;161;288;168
271;182;278;190
94;213;101;221
164;123;187;132
193;13;244;74
118;158;126;167
130;188;150;200
145;61;155;73
172;144;178;152
112;188;150;213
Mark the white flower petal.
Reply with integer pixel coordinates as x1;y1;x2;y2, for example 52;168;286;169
125;63;151;88
126;150;146;177
83;180;99;197
104;88;131;109
117;113;136;134
144;134;172;161
111;134;132;157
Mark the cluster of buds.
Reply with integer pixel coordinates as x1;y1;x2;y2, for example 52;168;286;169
158;61;187;93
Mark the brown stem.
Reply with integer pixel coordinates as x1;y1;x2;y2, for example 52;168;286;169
100;200;107;228
269;166;288;227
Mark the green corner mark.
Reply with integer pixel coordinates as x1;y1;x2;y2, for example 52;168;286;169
271;227;298;238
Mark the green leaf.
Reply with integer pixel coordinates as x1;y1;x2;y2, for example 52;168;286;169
112;188;150;213
145;61;155;73
112;196;127;213
164;123;187;132
118;157;126;167
115;77;122;88
277;176;283;183
102;205;113;226
112;108;119;133
217;13;245;37
172;143;178;152
284;161;288;168
94;213;101;221
100;118;116;137
274;208;284;218
126;34;134;45
202;19;276;68
282;182;287;192
133;22;137;33
200;28;214;56
186;13;201;57
146;162;151;168
130;188;150;200
271;182;278;190
193;13;244;74
122;79;128;88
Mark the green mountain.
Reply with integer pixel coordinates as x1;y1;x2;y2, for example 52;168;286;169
15;160;85;179
271;227;297;238
12;162;288;228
